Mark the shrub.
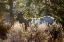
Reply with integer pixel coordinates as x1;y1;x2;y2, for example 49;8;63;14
0;21;63;42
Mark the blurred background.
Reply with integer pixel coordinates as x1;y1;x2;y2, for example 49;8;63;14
0;0;64;42
0;0;64;26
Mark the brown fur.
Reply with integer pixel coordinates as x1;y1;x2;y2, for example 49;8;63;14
16;12;31;30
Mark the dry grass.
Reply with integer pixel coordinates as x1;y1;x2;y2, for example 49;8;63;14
0;21;64;42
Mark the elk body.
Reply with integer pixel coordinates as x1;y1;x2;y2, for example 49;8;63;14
16;12;31;30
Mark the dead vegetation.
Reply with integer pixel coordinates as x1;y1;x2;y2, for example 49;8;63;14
0;21;64;42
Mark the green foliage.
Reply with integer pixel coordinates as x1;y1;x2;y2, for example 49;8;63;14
0;0;10;21
49;0;64;25
15;0;45;18
0;0;64;26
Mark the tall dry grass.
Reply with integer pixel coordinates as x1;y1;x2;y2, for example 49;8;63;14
0;21;64;42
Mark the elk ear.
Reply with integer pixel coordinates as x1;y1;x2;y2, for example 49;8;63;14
18;12;23;16
21;11;25;16
21;13;23;16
